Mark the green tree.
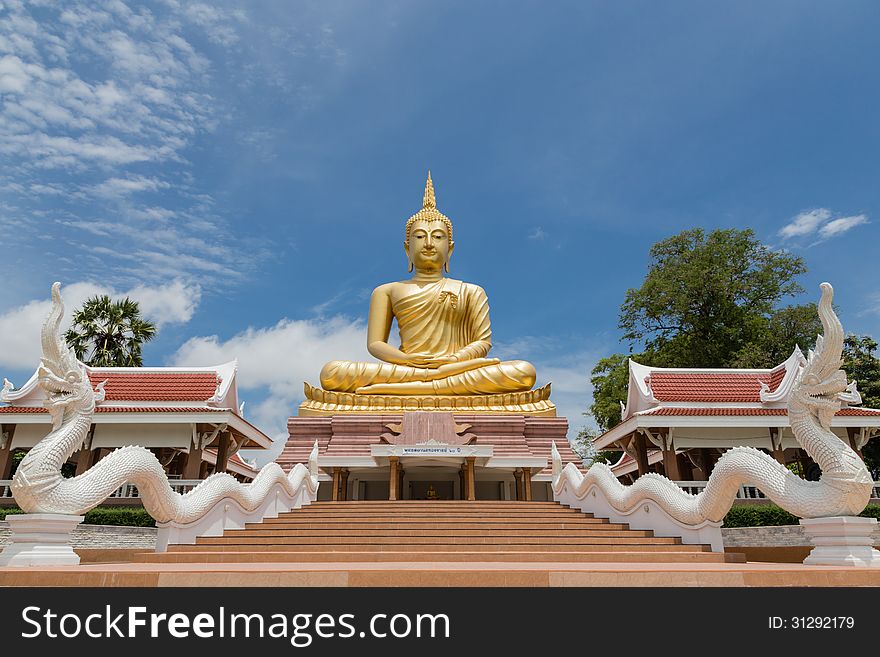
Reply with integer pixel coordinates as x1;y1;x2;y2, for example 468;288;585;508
731;304;821;368
589;352;647;431
65;296;157;367
571;427;597;462
571;427;621;468
587;228;821;431
843;334;880;478
619;228;813;368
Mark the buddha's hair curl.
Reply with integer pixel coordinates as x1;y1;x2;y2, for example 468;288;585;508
404;210;454;244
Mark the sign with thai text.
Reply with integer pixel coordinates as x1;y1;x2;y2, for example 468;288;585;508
400;446;464;456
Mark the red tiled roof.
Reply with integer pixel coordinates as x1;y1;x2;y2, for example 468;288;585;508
86;372;218;402
648;369;785;403
768;365;787;391
642;407;880;417
0;406;226;414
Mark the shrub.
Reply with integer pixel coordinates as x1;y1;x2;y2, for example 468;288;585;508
722;504;880;528
0;506;155;527
83;507;155;527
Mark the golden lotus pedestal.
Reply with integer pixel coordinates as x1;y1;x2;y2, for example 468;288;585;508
298;382;556;417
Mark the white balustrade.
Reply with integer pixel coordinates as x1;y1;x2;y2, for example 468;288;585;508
2;479;877;504
0;479;208;501
674;480;880;500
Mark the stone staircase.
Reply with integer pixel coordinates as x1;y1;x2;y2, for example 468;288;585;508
139;501;742;564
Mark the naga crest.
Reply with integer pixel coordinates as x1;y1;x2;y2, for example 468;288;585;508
38;283;96;430
792;282;861;429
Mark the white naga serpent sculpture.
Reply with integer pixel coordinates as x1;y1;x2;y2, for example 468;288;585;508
553;282;873;524
10;282;318;523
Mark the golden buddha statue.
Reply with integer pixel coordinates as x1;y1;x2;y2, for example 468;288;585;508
299;173;555;416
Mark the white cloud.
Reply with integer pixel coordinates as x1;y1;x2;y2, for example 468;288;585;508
170;315;368;440
91;175;170;198
532;354;597;436
181;3;247;46
528;227;545;240
858;293;880;318
817;214;869;239
0;279;201;371
0;1;256;288
779;208;869;242
126;280;201;326
778;208;831;239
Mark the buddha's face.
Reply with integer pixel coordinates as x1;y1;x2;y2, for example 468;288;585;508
405;219;454;273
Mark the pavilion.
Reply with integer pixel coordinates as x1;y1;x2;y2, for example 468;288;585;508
592;347;880;483
0;361;270;485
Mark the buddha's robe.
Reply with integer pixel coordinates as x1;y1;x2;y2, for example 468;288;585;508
320;279;536;395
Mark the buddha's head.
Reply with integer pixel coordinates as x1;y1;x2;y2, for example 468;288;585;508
404;172;454;274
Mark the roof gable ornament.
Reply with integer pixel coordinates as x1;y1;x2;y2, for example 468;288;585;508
839;380;862;406
1;378;14;402
94;380;107;403
759;345;806;404
208;375;223;403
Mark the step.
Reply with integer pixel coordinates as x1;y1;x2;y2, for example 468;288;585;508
249;521;631;531
193;535;684;546
285;510;595;518
282;505;592;518
294;504;587;511
277;513;594;521
303;501;567;506
262;513;607;521
221;528;655;538
171;542;711;553
138;550;738;564
149;499;721;566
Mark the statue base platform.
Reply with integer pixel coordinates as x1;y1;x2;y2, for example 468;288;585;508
299;382;556;417
278;413;579;482
0;513;84;567
800;516;880;567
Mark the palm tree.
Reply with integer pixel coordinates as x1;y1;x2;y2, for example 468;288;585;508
64;295;157;367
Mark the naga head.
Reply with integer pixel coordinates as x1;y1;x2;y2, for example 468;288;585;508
791;283;855;428
308;439;320;480
551;440;562;480
38;283;95;428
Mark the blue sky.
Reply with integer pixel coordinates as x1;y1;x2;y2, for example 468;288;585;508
1;1;878;459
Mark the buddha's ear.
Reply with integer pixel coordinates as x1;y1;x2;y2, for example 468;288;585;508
404;240;413;272
445;240;455;273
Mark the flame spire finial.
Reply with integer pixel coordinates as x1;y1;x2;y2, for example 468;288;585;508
423;170;436;209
